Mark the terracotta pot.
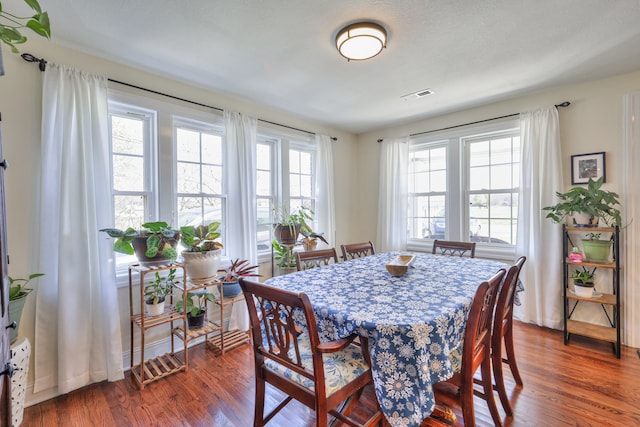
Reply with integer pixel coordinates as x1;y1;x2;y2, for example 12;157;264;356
273;224;301;245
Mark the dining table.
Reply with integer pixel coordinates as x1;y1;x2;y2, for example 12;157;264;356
264;251;509;427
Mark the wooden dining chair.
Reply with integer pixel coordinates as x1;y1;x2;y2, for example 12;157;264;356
295;248;339;271
432;240;476;258
430;268;506;427
491;256;527;417
238;278;383;427
340;241;375;260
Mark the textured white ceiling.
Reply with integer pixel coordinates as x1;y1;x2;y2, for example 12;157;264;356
39;0;640;133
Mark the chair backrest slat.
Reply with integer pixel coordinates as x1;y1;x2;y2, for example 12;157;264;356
432;239;476;258
296;248;339;271
340;241;375;260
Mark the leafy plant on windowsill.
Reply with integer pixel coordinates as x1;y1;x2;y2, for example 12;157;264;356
100;221;180;262
272;204;314;233
0;0;51;53
180;222;224;252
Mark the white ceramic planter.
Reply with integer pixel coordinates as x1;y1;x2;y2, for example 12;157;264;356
182;249;222;283
145;300;165;316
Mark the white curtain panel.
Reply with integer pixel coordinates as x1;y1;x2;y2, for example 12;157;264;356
514;106;564;330
622;92;640;347
223;111;257;331
377;137;409;252
34;64;123;394
314;134;335;246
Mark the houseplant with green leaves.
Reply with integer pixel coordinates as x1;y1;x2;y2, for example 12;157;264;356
100;221;180;266
542;177;622;227
8;272;44;343
570;267;595;298
272;204;314;245
175;290;215;330
220;258;260;298
180;222;224;283
143;268;175;316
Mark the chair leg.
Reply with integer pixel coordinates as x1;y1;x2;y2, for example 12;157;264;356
492;345;513;417
480;358;503;427
504;325;523;386
254;377;266;427
460;377;476;427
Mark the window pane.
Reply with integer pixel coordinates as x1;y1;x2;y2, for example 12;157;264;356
412;171;429;193
114;195;145;230
257;170;271;195
431;147;447;170
290;150;300;173
491;164;512;189
300;175;312;197
257;144;271;169
177;128;200;162
202;133;222;164
469;140;489;167
202;165;222;194
469;166;490;191
113;155;144;191
177;162;201;193
112;115;143;155
300;152;312;174
431;170;446;192
491;138;512;164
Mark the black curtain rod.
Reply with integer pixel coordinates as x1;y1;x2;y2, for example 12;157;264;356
21;53;337;141
377;101;571;142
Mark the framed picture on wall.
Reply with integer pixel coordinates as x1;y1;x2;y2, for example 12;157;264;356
571;152;606;184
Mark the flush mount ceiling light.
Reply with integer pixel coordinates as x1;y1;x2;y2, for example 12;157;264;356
335;22;387;61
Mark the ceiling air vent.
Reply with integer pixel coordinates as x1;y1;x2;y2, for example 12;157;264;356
401;88;434;100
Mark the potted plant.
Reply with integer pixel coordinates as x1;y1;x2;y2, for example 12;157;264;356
100;221;180;266
8;273;44;343
0;0;51;75
272;239;297;269
220;258;260;298
272;204;314;245
143;268;175;316
570;267;595;298
300;230;328;251
582;232;612;263
175;290;215;330
542;177;622;227
180;222;224;283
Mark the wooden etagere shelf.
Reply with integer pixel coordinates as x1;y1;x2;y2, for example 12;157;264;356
128;263;188;390
171;278;250;357
562;225;621;357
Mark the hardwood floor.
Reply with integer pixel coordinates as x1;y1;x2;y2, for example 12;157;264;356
23;321;640;426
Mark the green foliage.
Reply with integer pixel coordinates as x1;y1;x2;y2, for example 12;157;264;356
144;268;175;304
586;232;602;241
8;272;44;301
0;0;51;53
542;177;622;227
100;221;180;261
180;222;223;252
175;290;215;317
571;267;595;284
272;204;314;234
221;258;260;282
272;239;296;268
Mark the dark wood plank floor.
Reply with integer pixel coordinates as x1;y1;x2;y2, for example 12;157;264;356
23;321;640;426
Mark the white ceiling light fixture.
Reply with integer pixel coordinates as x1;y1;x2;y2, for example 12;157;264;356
335;22;387;61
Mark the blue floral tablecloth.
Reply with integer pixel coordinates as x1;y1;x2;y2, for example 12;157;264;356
265;252;508;427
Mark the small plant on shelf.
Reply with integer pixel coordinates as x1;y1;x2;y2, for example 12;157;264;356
176;290;215;330
570;267;595;285
144;268;175;305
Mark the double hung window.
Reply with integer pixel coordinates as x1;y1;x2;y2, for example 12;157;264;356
407;121;520;254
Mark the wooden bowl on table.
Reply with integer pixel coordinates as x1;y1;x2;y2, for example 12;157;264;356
386;255;415;277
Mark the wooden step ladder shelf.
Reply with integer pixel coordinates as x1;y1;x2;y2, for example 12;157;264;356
128;263;188;390
562;225;621;357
